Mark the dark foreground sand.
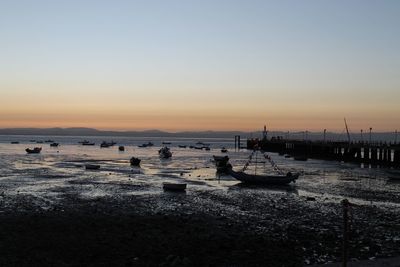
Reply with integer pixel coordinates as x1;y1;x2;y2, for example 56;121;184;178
1;186;400;267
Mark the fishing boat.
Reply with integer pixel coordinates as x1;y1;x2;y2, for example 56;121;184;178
163;182;186;192
228;169;299;185
139;142;154;148
221;147;228;153
178;145;187;148
50;143;59;147
130;157;141;166
213;155;231;173
45;140;54;143
159;146;172;159
85;164;100;170
11;141;19;144
162;142;171;145
26;147;42;154
80;140;95;146
100;141;113;148
228;151;299;185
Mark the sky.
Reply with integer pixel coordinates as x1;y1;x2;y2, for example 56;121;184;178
0;0;399;132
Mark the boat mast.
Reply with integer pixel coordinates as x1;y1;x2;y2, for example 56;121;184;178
344;118;351;145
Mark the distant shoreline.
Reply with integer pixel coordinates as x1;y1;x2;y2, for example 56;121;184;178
0;127;398;142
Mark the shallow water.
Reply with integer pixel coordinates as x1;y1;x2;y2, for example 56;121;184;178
1;135;400;209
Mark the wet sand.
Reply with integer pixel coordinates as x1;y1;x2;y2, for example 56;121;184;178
1;139;400;266
1;185;400;267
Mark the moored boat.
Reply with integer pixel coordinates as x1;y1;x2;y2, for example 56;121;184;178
213;155;231;172
130;157;141;166
228;169;299;185
159;146;172;158
26;147;42;154
80;140;95;146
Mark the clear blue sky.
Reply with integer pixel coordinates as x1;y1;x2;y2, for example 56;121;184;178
0;0;399;131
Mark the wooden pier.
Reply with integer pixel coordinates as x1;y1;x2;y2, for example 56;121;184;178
247;138;400;168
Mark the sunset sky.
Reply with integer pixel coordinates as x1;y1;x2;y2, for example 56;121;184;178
1;0;399;132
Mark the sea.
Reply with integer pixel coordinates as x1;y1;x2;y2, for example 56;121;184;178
1;134;400;209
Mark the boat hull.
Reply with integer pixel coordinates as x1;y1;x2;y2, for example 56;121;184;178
228;170;298;185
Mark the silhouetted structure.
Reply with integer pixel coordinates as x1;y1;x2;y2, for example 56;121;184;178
247;138;400;168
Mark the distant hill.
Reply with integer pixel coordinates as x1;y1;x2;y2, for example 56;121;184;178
0;128;397;142
0;127;252;139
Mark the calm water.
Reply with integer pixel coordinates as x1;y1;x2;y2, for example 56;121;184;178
1;135;400;209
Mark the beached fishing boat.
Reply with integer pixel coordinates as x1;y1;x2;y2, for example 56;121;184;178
26;147;42;154
85;164;100;170
50;143;59;147
228;169;299;185
226;151;299;185
163;182;186;191
159;146;172;158
130;157;141;166
221;147;228;153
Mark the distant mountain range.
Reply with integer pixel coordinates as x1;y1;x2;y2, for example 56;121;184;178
0;127;252;139
0;127;397;142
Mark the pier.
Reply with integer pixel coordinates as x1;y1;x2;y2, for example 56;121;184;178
247;138;400;168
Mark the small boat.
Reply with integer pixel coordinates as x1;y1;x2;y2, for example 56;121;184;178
36;141;43;144
50;143;59;147
11;141;19;144
204;147;211;151
85;164;100;170
100;141;112;148
80;140;95;146
213;155;231;173
130;157;141;166
189;145;194;149
221;147;228;153
26;147;42;154
119;146;125;151
228;169;299;185
163;182;187;192
139;142;154;148
194;146;203;150
159;146;172;159
178;145;187;148
30;140;36;142
162;142;171;145
45;140;54;143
